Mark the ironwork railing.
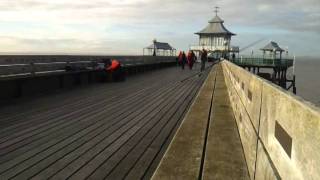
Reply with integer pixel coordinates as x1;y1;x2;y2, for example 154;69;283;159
0;57;176;78
230;57;294;67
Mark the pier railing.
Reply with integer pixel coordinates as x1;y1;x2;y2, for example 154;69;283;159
0;56;176;100
230;57;294;68
0;56;176;78
0;61;93;77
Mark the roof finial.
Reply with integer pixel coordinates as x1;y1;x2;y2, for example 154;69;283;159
214;6;219;16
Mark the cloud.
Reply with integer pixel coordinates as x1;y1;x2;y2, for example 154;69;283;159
0;0;318;56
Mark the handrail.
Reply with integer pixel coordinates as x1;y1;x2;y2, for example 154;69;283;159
230;57;294;67
0;58;176;78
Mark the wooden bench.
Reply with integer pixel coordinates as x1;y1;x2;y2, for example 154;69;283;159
152;63;250;180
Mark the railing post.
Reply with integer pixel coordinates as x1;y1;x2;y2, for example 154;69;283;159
293;55;296;75
30;62;35;76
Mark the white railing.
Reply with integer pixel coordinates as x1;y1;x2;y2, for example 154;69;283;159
189;45;227;51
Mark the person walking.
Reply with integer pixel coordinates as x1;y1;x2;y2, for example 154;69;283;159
187;50;197;70
180;51;187;70
200;49;208;72
177;51;183;67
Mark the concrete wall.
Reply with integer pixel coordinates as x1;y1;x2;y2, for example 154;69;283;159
221;60;320;180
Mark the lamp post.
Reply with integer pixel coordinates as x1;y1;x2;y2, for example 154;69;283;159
223;40;228;60
153;39;157;56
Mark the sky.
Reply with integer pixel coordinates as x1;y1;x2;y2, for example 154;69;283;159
0;0;319;57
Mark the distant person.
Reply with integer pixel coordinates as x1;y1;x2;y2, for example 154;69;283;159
177;51;183;66
187;50;197;70
180;52;187;70
232;53;236;61
200;49;208;72
105;59;126;82
178;51;186;70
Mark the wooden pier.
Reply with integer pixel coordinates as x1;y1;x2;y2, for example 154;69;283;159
0;65;209;180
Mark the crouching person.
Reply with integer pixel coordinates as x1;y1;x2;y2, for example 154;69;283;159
105;59;126;82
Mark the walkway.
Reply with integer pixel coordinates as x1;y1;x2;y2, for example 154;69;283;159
152;64;249;179
0;64;210;180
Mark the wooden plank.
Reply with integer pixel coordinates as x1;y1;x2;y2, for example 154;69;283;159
108;73;209;180
5;78;188;179
0;66;179;130
0;73;170;133
0;78;182;179
0;80;175;168
125;71;209;180
0;64;211;179
53;80;194;180
0;80;170;157
87;76;201;179
0;65;190;133
0;67;188;148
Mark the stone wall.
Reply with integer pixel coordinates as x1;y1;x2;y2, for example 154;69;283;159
221;60;320;180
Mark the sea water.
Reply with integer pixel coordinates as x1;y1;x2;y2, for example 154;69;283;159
294;57;320;106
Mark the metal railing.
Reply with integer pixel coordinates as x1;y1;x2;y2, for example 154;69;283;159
0;61;96;77
0;57;176;78
230;57;294;67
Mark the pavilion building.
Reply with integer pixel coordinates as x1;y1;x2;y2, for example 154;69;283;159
260;41;285;59
143;39;176;56
190;7;239;58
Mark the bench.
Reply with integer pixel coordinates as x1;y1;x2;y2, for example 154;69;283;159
152;63;249;179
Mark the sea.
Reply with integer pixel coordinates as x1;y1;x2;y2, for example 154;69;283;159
294;57;320;107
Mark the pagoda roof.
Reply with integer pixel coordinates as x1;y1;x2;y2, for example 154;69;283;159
145;41;175;50
260;41;284;52
195;15;235;35
209;16;224;23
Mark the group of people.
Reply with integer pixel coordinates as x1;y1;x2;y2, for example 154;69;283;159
177;49;208;72
177;51;197;70
97;49;209;83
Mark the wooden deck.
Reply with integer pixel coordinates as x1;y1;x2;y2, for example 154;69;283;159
0;64;211;180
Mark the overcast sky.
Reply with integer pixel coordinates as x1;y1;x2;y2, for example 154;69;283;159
0;0;319;56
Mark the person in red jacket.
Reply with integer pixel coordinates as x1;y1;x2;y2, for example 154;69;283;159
187;50;197;70
104;59;126;82
106;59;120;72
178;51;187;70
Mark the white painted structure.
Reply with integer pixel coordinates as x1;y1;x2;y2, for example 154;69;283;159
190;8;238;54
